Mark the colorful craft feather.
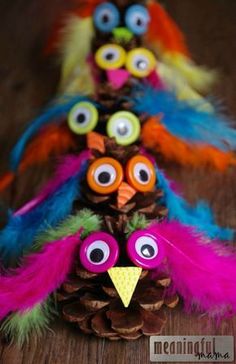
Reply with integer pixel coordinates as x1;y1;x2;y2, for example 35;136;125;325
156;169;233;241
0;232;82;320
0;152;89;262
132;85;236;151
150;221;236;317
10;95;89;171
142;117;236;170
145;1;217;92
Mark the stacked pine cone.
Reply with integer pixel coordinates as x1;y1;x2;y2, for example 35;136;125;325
58;0;180;340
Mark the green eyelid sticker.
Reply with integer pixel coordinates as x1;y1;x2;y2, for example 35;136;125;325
107;111;141;146
68;102;99;135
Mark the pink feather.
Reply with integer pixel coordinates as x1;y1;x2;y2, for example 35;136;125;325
15;150;91;216
150;222;236;318
0;232;81;318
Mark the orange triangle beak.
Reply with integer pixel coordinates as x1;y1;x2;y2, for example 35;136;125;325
87;132;105;153
117;182;137;209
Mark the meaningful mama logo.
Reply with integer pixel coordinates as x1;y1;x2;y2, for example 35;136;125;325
150;336;234;362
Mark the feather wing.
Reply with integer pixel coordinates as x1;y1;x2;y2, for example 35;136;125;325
10;95;88;171
0;152;90;262
142;117;236;171
156;169;233;241
150;221;236;317
132;86;236;151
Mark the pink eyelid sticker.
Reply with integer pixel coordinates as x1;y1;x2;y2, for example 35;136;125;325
79;232;119;273
127;229;166;270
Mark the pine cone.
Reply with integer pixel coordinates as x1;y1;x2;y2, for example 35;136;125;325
58;265;179;340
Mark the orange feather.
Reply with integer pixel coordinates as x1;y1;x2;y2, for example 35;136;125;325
146;1;189;56
0;124;76;192
142;117;236;171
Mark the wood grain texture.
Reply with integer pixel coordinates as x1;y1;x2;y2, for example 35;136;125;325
0;1;235;363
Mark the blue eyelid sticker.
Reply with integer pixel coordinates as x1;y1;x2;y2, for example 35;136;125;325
93;2;120;33
125;4;150;35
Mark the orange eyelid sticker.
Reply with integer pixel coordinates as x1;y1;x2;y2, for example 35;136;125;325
87;157;124;195
126;155;156;192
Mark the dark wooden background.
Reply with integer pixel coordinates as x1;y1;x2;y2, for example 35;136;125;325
0;1;235;363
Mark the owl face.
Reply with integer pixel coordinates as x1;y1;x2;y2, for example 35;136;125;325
93;1;150;44
67;100;143;146
86;153;157;208
94;43;157;89
77;226;165;307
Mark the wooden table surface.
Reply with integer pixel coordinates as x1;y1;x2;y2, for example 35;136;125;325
0;1;235;363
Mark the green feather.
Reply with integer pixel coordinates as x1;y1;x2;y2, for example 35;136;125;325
34;209;101;250
126;213;149;236
1;300;56;346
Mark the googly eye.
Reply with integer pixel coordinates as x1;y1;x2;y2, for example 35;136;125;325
95;44;126;70
126;155;156;192
80;232;119;273
93;2;120;33
125;5;150;35
127;230;165;269
107;111;140;146
68;102;98;135
126;48;156;78
87;157;123;194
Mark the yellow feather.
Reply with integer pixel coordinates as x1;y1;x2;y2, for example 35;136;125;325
161;52;218;93
58;16;95;95
157;63;214;112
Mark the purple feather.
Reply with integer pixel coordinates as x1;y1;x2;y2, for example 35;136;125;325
150;221;236;318
0;232;81;319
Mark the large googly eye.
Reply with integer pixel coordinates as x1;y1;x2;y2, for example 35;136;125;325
127;230;165;269
125;5;150;35
93;2;120;33
107;111;140;146
68;102;98;135
95;44;126;70
80;232;119;273
126;48;156;78
126;155;156;192
87;157;123;194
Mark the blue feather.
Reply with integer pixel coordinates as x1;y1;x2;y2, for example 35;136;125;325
10;95;91;171
156;169;234;241
0;165;86;263
131;85;236;151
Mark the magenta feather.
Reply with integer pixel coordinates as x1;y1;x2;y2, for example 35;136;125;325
150;222;236;318
15;150;90;216
0;232;81;319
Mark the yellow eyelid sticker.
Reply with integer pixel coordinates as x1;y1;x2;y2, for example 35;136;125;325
95;44;126;70
68;101;99;135
126;48;156;78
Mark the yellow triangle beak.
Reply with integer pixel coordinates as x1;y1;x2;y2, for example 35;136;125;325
108;267;142;308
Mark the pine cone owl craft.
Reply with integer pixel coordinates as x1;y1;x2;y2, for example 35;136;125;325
0;0;236;346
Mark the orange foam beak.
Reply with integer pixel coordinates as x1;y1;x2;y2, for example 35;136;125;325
117;182;137;209
87;132;105;154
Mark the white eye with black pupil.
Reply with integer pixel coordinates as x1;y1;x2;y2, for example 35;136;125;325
134;163;151;185
94;164;117;187
136;236;158;260
95;44;126;70
87;241;110;265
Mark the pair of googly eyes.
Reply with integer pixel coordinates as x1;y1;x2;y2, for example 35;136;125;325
68;101;140;146
95;44;156;78
94;3;150;36
80;230;165;273
87;155;156;195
